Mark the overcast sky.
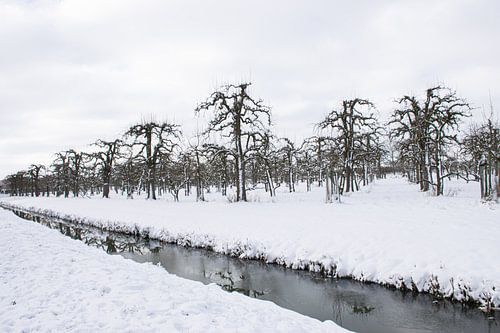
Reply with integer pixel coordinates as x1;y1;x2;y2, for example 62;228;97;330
0;0;499;178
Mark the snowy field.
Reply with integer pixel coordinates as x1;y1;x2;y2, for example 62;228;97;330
1;176;499;308
0;209;346;332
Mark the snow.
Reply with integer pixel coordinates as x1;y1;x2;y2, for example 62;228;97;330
1;176;499;308
0;209;346;332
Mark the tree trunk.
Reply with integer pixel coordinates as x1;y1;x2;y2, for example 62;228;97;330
235;112;246;202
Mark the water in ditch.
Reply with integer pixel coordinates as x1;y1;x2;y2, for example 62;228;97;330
8;209;499;333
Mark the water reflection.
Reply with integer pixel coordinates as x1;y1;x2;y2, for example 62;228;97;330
9;209;500;333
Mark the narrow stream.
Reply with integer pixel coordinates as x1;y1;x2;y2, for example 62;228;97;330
7;208;499;333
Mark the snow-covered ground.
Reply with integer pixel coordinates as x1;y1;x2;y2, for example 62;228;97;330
0;209;346;332
1;176;498;308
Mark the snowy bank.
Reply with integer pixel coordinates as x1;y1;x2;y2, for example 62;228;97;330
1;177;499;308
0;209;346;332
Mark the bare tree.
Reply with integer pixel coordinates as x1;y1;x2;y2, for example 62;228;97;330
67;149;90;197
184;134;207;202
253;133;280;197
5;171;29;196
463;115;499;201
318;98;379;195
28;164;45;197
278;138;298;193
125;120;181;200
164;158;188;202
53;151;71;197
93;139;122;198
196;83;272;202
296;137;323;191
202;143;232;196
390;86;470;195
114;147;143;199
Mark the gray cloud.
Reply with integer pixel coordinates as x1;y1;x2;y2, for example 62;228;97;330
0;0;499;178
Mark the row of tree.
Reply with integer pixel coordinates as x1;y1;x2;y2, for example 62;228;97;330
389;87;499;199
3;83;499;202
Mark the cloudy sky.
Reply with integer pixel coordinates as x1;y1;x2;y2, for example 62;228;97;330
0;0;499;178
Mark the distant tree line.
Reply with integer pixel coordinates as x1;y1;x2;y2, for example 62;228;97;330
3;83;499;202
